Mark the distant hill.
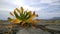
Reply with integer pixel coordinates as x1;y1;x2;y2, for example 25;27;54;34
50;17;60;20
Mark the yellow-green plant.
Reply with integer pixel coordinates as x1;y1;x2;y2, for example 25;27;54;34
8;7;38;28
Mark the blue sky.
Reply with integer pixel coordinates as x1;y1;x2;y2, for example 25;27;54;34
0;0;60;20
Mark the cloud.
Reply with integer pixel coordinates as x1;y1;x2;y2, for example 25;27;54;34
39;13;60;19
22;0;60;11
0;0;25;12
42;5;60;12
0;0;60;20
0;11;10;20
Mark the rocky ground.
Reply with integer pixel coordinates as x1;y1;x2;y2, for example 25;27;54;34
16;27;51;34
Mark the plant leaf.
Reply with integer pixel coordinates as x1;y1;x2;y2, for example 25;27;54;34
14;10;21;20
8;17;13;22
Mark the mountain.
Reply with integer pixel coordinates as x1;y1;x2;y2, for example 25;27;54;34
50;17;60;20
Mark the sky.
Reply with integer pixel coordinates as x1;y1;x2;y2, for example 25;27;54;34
0;0;60;20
